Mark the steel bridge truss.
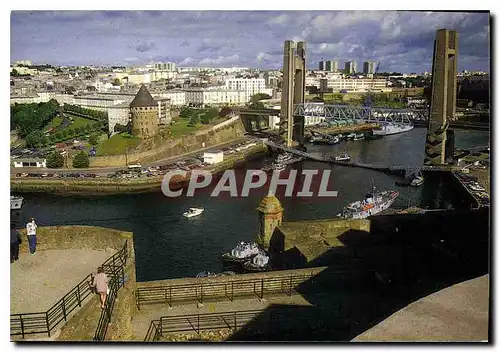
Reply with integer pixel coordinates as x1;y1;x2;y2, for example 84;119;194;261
294;103;429;124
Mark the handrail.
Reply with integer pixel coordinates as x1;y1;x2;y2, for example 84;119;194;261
144;306;343;341
11;240;128;339
136;270;353;310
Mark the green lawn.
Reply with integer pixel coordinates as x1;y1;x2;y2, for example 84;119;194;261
44;115;63;131
71;116;94;129
96;134;141;156
169;120;199;137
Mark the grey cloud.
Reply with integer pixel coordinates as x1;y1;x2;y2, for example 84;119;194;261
136;42;156;53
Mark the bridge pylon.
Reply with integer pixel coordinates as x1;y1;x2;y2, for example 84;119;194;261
425;29;458;165
279;40;306;148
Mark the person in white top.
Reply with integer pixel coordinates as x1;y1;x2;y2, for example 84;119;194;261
26;218;37;255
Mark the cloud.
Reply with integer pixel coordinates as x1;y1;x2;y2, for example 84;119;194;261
136;42;156;53
10;11;490;72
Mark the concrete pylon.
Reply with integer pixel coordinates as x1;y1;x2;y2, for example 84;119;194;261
425;29;458;165
279;40;306;148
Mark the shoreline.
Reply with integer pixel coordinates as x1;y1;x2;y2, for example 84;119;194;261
11;143;268;196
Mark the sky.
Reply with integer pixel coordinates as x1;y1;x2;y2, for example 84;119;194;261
10;10;490;73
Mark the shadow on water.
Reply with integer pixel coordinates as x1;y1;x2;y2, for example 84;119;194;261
226;207;489;341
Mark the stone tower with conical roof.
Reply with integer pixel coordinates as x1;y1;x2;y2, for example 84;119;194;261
130;85;158;138
256;193;284;250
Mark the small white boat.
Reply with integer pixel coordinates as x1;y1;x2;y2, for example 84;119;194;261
243;249;270;271
353;133;365;140
221;242;260;262
183;207;204;218
346;133;356;139
11;196;23;210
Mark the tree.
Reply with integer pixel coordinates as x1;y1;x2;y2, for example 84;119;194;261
248;101;265;109
114;123;130;133
250;93;272;104
88;133;100;145
25;130;46;148
188;115;200;126
219;106;232;117
46;151;64;168
72;151;89;168
311;96;324;102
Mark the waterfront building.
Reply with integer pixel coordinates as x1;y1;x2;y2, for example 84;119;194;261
157;98;172;125
363;61;377;75
344;61;357;74
319;77;390;93
108;103;131;133
184;87;247;106
130;85;159;139
203;150;224;164
225;78;271;102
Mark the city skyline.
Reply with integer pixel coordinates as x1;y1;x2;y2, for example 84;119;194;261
11;10;490;72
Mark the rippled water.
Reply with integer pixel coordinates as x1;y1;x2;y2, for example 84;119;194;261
15;128;489;281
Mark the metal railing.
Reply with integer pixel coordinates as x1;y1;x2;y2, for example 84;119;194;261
10;241;128;339
143;305;350;341
136;270;351;310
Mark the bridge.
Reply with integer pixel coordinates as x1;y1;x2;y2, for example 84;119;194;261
259;139;465;176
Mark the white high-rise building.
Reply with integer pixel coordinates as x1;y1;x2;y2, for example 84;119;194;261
224;78;271;102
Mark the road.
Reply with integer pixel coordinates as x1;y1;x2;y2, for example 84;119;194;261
10;137;249;175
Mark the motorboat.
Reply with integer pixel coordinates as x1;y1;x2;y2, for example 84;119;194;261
410;175;425;187
275;152;293;163
346;133;356;139
333;152;351;162
373;123;414;136
273;163;287;172
353;133;365;140
11;196;23;210
310;135;338;145
183;207;204;218
338;183;399;219
221;242;260;262
243;250;270;271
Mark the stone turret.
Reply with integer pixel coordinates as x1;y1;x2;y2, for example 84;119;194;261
130;85;158;139
256;193;284;250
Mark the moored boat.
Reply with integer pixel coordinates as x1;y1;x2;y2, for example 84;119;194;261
338;184;399;219
221;242;260;262
243;250;270;271
333;152;351;162
353;133;365;140
373;123;414;136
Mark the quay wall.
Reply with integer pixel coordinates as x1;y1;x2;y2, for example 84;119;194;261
11;143;267;195
89;117;246;168
17;225;132;253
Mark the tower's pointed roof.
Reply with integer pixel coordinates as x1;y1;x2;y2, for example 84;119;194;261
130;85;157;108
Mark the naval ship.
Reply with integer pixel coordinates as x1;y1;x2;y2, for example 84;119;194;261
338;185;399;219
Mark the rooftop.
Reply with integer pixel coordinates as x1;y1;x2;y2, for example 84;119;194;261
130;85;157;108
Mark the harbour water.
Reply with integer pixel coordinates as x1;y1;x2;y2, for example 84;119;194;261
14;128;489;281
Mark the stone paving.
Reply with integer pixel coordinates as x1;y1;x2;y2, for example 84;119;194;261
10;249;114;313
353;275;489;342
131;293;313;341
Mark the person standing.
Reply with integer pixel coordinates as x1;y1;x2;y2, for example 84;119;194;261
10;223;21;263
26;218;37;255
92;267;109;309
